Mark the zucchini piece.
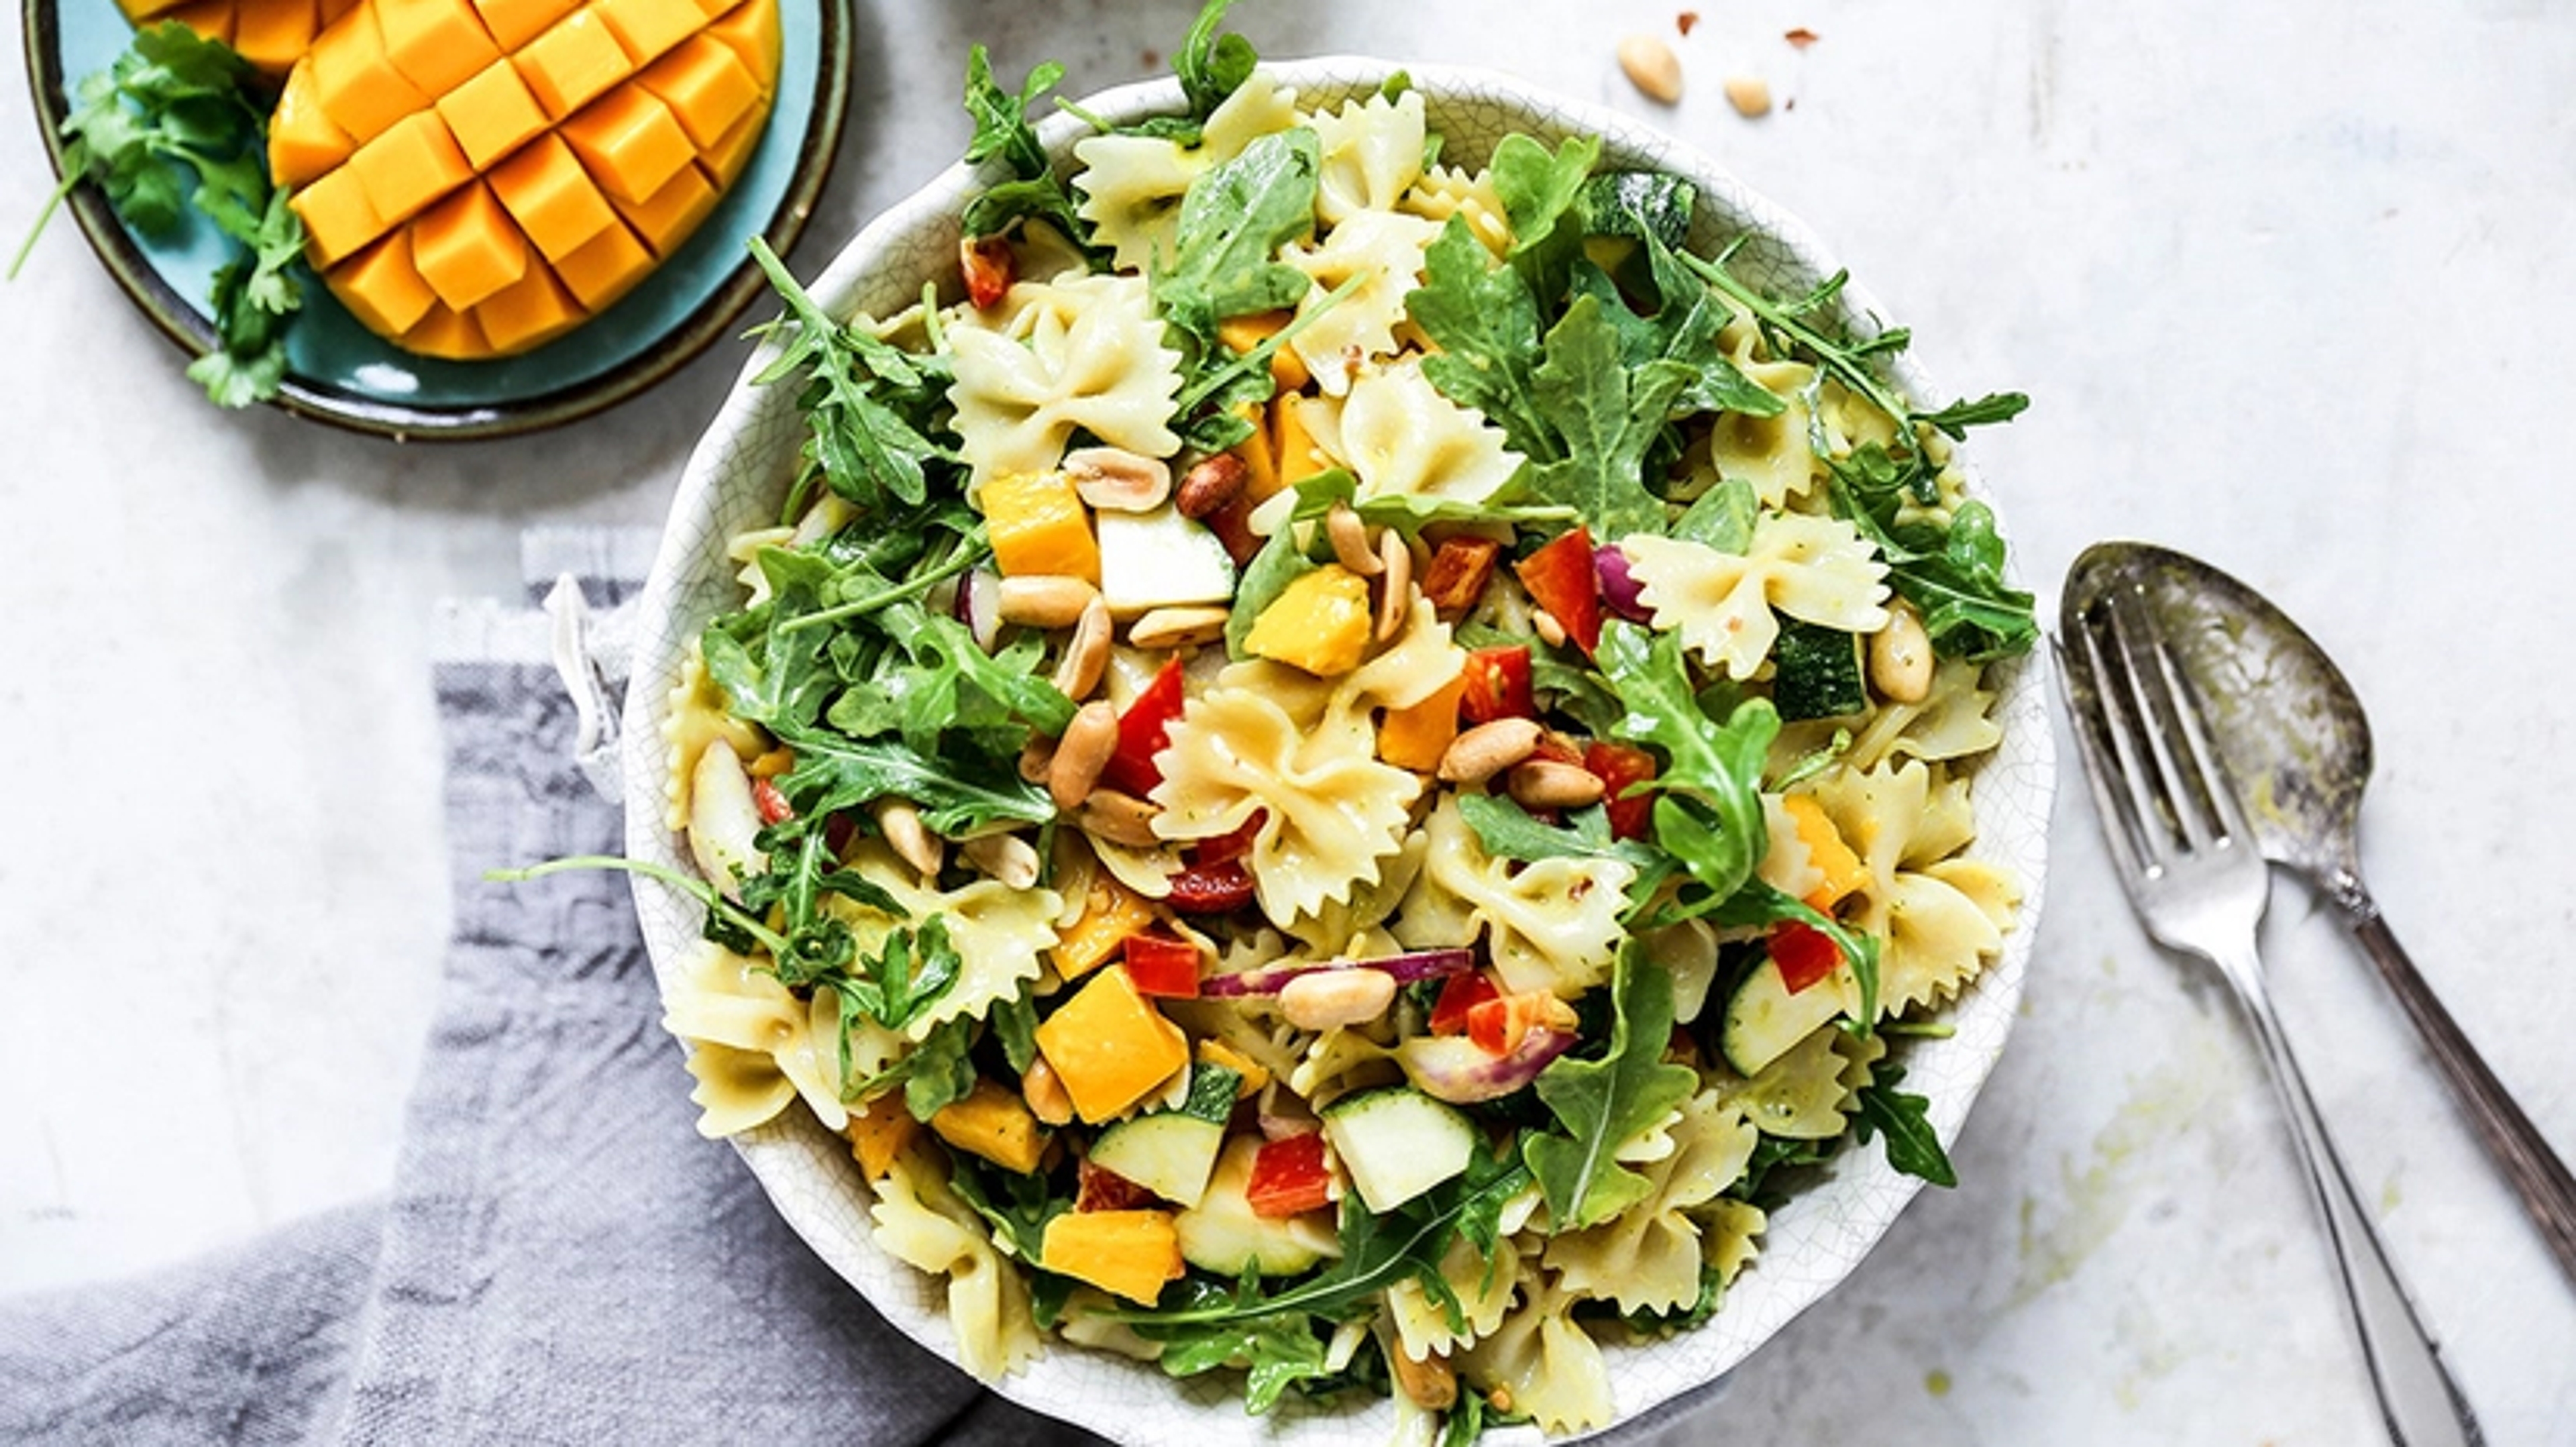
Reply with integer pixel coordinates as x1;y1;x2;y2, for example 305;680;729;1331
1089;1111;1226;1210
1772;619;1868;721
1177;1063;1243;1125
1580;170;1697;248
1320;1086;1476;1212
1720;955;1852;1077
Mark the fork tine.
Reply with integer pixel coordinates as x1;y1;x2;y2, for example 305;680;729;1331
2138;598;2257;847
2052;634;2156;885
2078;598;2183;864
2112;582;2236;849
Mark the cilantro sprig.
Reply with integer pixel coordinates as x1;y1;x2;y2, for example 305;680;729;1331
16;22;305;407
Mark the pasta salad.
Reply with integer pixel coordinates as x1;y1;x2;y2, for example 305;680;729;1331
648;5;2035;1439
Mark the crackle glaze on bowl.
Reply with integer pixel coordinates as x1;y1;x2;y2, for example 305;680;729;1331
621;57;2055;1445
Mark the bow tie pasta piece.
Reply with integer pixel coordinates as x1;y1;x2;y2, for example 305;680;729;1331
1386;1230;1525;1363
1071;70;1301;271
663;942;881;1134
1336;358;1524;505
1457;1280;1616;1436
1800;758;2021;1018
1542;1089;1760;1315
1394;797;1632;998
1283;209;1442;396
947;273;1185;491
819;842;1063;1042
1621;515;1891;682
264;0;781;357
1400;163;1515;257
869;1148;1047;1381
1305;86;1426;224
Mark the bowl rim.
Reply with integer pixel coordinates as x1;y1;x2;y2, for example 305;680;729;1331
622;54;2056;1444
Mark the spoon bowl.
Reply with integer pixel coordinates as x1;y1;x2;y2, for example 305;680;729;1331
2063;541;2576;1287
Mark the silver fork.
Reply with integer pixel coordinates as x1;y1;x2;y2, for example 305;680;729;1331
2057;583;2483;1447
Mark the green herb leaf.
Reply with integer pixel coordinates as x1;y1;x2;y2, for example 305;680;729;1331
1523;951;1696;1230
1597;621;1778;900
1133;1289;1333;1415
1173;0;1258;120
1284;468;1574;537
1408;216;1558;462
1851;1061;1957;1187
747;238;959;513
1151;127;1319;343
1489;131;1599;308
1521;297;1695;539
779;733;1055;837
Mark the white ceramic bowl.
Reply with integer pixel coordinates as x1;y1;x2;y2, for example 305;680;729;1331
622;56;2055;1445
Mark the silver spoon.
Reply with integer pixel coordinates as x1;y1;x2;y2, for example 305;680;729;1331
2067;541;2576;1286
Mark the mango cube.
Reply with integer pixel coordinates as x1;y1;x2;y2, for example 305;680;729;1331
290;163;389;267
435;58;551;170
549;218;653;309
486;131;615;260
608;160;716;256
928;1078;1047;1175
230;0;321;74
593;0;702;65
411;182;527;310
469;0;575;51
1782;794;1868;910
981;471;1100;583
347;109;472;226
1040;1210;1183;1305
1034;967;1190;1124
1377;672;1465;772
635;34;759;147
471;262;583;353
1047;869;1157;981
841;1100;918;1181
329;233;439;336
400;301;487;360
1243;565;1371;676
558;86;693;203
309;5;432;145
514;7;633;118
376;0;500;94
267;63;354;187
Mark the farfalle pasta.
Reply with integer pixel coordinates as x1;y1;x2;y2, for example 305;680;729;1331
641;6;2036;1439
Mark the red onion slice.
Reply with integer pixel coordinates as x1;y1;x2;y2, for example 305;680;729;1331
1397;1028;1578;1104
1595;543;1650;622
1199;948;1474;999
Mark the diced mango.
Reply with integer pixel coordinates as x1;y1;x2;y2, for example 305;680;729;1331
558;85;693;203
1049;869;1156;981
1270;395;1331;497
514;7;632;118
469;0;574;50
435;57;551;169
1034;966;1191;1124
608;159;716;256
347;109;472;227
981;471;1101;584
1229;401;1278;504
1782;793;1869;910
229;0;320;74
375;0;500;94
1195;1038;1269;1099
1041;1209;1183;1305
400;300;487;359
162;0;235;44
1378;671;1465;772
290;164;388;267
928;1077;1048;1175
592;0;702;64
635;33;759;147
309;4;431;146
1244;565;1372;677
472;262;584;352
696;102;762;186
1217;309;1309;394
841;1098;919;1181
486;131;616;260
267;62;354;187
329;233;439;335
701;0;777;73
549;216;654;310
411;181;527;309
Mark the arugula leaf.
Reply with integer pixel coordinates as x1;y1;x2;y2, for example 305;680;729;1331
747;239;959;514
1173;0;1258;120
1489;131;1599;308
1151;127;1319;343
949;1152;1072;1261
1132;1287;1334;1415
961;46;1061;180
1851;1060;1957;1187
1827;449;2037;661
1283;468;1574;537
1597;621;1778;900
1407;217;1558;462
1108;1146;1533;1328
1521;297;1695;539
1523;951;1696;1230
1456;794;1663;877
1579;170;1696;250
1671;476;1758;552
778;733;1055;837
896;1014;980;1119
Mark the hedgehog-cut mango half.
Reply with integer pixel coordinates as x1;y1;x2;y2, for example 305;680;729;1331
127;0;782;360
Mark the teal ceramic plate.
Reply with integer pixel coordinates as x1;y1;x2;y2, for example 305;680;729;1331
21;0;849;439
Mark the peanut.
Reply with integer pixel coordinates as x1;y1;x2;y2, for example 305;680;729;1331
1724;74;1773;118
1390;1346;1458;1412
1049;701;1120;811
1175;453;1250;520
1052;596;1113;700
962;831;1042;890
1075;789;1165;849
1618;34;1684;103
1438;718;1543;785
997;574;1099;629
1507;759;1607;810
1063;447;1171;513
1870;604;1934;704
1021;1055;1073;1126
1374;528;1412;643
876;799;943;878
1326;503;1383;577
1127;605;1230;651
1279;967;1397;1032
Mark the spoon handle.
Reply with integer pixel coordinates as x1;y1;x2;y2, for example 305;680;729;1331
2336;883;2576;1287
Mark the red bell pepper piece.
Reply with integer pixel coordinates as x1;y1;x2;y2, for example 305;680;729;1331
1770;919;1843;995
1467;991;1576;1057
959;234;1014;310
1122;934;1203;998
1098;655;1187;798
1582;741;1658;841
1514;525;1603;657
1429;971;1501;1036
1193;809;1267;867
1244;1132;1335;1219
750;776;794;826
1457;645;1535;725
1076;1155;1159;1212
1165;859;1256;915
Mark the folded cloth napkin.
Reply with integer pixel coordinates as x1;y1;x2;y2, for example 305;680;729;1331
0;529;1100;1447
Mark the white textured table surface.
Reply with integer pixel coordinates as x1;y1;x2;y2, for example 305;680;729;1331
5;1;2573;1443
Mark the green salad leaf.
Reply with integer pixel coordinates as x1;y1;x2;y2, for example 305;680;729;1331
1523;951;1697;1230
1597;621;1776;901
1522;296;1696;539
1851;1059;1957;1187
1151;127;1319;343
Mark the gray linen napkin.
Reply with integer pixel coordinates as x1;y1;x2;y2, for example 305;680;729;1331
0;529;1099;1447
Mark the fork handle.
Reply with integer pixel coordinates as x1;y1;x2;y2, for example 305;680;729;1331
2220;940;2485;1446
2327;886;2576;1287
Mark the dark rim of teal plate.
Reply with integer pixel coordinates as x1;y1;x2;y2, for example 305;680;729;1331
21;0;852;441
